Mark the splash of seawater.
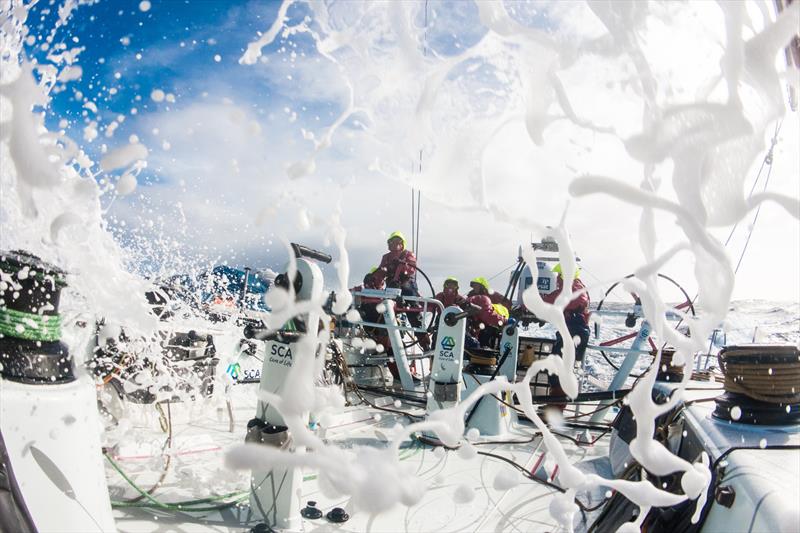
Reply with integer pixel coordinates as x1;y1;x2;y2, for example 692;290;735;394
1;0;798;530
0;3;159;338
1;1;233;404
234;0;799;529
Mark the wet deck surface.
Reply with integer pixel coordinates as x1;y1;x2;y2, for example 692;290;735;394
107;384;613;532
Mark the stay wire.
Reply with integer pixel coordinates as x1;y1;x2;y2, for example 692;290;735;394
722;119;781;266
415;0;427;260
662;122;779;349
637;120;783;369
733;119;783;275
487;261;519;282
416;188;421;261
724;120;780;248
411;187;415;254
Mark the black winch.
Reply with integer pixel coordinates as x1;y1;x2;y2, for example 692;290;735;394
0;250;74;384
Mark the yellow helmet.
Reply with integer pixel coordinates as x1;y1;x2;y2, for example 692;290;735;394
445;276;459;285
387;231;407;247
492;303;510;320
552;263;581;279
470;276;490;291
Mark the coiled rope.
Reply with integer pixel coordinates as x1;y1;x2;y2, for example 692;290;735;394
719;345;800;404
0;307;62;342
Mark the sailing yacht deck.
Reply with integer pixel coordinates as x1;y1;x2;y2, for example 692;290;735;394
106;384;615;533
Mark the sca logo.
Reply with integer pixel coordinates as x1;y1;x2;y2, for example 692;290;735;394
225;363;241;379
503;341;512;353
270;343;293;359
440;336;456;350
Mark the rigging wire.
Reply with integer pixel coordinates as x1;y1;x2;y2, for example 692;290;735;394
575;264;604;284
633;118;785;369
713;119;781;272
411;186;416;254
733;119;783;275
487;261;519;282
412;1;428;262
416;187;421;260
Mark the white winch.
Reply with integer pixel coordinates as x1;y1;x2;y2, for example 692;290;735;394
245;244;330;531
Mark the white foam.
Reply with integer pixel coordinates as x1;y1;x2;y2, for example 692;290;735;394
100;142;148;172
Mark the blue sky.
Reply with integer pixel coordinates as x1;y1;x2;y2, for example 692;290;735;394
16;0;800;302
25;0;353;273
33;1;331;168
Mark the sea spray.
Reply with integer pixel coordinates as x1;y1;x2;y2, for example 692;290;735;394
1;0;798;530
0;4;159;337
232;1;799;529
1;2;237;415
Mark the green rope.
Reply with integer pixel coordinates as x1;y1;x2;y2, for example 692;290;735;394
0;307;61;342
104;453;247;511
105;432;424;512
110;497;247;512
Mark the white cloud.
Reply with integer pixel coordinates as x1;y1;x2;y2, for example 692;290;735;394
106;0;799;304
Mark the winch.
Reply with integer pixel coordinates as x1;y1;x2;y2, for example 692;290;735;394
246;243;330;530
0;250;116;533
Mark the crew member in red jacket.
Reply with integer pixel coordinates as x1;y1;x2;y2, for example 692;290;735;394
378;231;430;350
351;268;386;324
349;268;390;352
541;264;591;362
467;277;512;308
435;277;467;309
467;276;509;348
540;264;591;404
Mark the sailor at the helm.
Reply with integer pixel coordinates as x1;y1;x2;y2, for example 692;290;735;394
377;231;430;350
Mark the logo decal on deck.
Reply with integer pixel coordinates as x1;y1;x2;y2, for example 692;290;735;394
440;336;455;350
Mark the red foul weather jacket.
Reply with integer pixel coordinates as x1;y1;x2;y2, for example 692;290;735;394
467;289;512;308
379;249;417;285
435;291;467;309
541;276;591;324
467;294;506;330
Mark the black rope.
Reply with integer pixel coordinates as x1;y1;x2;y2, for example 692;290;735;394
329;341;424;422
415;433;608;513
711;444;800;473
357;384;428;405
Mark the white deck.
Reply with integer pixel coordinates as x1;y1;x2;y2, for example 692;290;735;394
106;384;614;532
